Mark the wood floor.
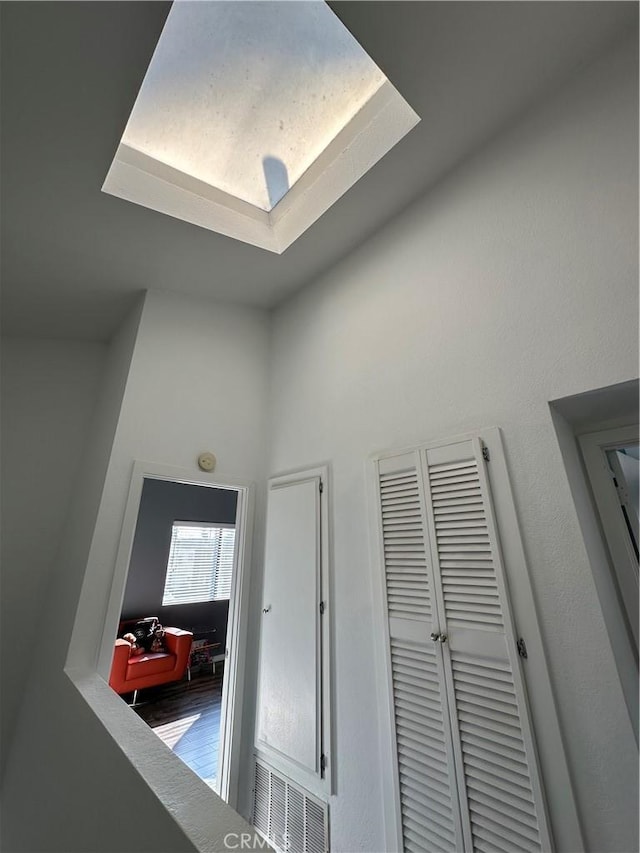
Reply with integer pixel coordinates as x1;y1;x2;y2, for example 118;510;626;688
131;671;223;790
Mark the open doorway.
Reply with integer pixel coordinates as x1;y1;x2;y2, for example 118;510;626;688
580;426;639;657
104;467;252;805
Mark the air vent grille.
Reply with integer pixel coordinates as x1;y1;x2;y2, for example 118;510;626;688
253;759;329;853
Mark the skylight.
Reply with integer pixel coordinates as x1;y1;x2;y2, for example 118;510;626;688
103;1;419;252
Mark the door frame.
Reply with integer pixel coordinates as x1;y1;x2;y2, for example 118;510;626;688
579;423;639;655
97;459;255;809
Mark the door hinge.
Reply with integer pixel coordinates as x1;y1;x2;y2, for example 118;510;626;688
319;479;324;494
320;753;327;773
319;600;326;615
481;444;490;462
517;637;528;659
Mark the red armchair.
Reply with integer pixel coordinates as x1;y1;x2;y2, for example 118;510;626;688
109;627;193;703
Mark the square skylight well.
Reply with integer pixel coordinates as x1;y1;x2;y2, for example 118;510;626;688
102;1;420;253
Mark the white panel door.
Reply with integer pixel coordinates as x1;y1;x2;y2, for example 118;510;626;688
257;475;321;775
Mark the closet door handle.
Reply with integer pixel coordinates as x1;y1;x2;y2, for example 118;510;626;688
438;633;447;643
430;632;439;642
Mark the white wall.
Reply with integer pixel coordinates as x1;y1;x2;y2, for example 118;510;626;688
267;36;638;853
2;30;637;853
2;291;272;851
70;289;271;671
0;303;195;853
74;288;271;819
0;337;106;777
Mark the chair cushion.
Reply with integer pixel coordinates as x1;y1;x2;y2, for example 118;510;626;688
125;651;175;680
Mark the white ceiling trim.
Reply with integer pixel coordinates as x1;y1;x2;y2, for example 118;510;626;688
102;79;419;254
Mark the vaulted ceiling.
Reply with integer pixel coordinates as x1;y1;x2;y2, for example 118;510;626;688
1;2;636;340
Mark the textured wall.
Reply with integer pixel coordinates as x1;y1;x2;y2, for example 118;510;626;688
266;36;638;853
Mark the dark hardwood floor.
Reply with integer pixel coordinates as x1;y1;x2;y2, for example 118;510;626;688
131;670;223;790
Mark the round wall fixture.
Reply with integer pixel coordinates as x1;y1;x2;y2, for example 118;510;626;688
197;452;216;472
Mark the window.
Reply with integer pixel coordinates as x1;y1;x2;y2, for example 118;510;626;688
102;1;419;252
162;522;236;606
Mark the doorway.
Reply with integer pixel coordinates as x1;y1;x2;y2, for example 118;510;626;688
102;463;253;807
580;425;639;656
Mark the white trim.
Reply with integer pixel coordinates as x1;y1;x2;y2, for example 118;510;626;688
220;482;255;807
366;455;406;852
93;459;255;810
103;80;419;254
65;669;260;849
368;428;585;853
579;425;639;652
550;402;638;743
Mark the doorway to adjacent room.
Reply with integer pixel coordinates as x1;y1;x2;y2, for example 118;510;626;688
104;465;252;806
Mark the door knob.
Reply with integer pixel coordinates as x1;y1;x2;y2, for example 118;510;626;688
438;634;447;643
430;632;439;642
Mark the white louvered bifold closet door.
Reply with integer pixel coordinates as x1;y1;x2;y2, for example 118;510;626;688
377;438;552;853
378;452;465;853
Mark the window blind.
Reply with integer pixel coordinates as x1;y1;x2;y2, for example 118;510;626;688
162;522;236;606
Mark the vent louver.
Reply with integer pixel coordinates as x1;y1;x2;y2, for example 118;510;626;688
253;759;329;853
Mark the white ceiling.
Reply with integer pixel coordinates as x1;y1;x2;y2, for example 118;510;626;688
1;1;636;341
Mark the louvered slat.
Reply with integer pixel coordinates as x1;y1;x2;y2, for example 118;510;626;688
428;457;502;631
391;639;458;852
378;454;465;852
380;468;430;622
451;650;542;853
424;438;551;853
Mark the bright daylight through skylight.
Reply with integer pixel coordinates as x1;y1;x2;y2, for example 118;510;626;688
103;0;420;251
124;1;386;211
